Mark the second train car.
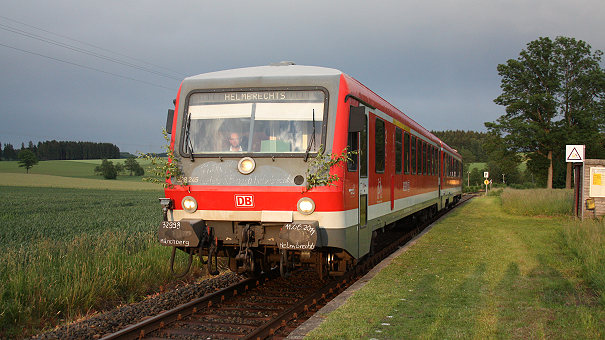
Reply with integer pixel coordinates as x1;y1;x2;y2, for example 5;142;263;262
158;62;462;277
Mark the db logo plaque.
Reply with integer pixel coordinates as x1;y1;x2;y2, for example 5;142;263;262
234;194;254;208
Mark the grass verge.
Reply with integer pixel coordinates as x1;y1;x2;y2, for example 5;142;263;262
501;188;573;216
0;186;197;338
563;218;605;306
306;197;604;339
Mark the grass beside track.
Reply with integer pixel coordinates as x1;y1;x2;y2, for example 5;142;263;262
0;186;204;338
306;197;605;339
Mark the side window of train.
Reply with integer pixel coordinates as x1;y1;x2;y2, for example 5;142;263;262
411;135;417;174
347;131;358;172
423;142;427;175
419;141;424;175
430;146;434;175
360;114;368;178
395;128;402;174
375;118;385;173
404;132;410;174
433;147;437;175
428;145;433;175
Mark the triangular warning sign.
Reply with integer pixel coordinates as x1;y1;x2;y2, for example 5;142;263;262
567;147;582;161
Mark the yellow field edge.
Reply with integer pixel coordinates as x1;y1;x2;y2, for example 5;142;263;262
0;173;162;191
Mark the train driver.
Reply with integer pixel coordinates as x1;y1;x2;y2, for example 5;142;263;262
229;132;243;151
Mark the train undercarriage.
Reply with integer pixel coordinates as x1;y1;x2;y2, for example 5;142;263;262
162;201;451;279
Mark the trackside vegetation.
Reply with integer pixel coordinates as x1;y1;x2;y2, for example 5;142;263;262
306;195;604;339
500;188;605;306
501;188;573;216
0;185;211;338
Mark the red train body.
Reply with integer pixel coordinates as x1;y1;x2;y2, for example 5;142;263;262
158;63;462;277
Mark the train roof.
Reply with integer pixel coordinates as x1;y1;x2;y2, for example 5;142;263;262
181;63;461;159
186;63;342;82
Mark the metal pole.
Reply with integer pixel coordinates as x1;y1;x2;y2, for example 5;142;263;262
573;163;581;217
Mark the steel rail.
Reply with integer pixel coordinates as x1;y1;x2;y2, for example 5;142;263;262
101;274;268;340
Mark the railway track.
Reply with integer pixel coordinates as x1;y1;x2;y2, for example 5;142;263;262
103;194;473;340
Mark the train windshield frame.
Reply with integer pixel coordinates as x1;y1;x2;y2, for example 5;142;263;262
181;88;328;157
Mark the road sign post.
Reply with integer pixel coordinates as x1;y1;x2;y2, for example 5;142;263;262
566;145;585;217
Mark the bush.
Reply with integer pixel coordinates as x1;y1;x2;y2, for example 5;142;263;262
463;185;483;193
487;188;504;197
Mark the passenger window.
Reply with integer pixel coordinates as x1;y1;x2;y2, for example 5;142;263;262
411;136;417;174
422;142;427;175
404;132;410;174
375;118;385;173
360;115;368;178
428;146;433;175
347;132;358;172
395;128;402;174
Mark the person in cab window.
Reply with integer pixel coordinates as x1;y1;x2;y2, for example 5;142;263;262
229;132;243;151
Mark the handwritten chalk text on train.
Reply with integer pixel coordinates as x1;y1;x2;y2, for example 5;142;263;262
283;223;316;236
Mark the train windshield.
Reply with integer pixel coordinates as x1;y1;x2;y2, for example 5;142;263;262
184;90;325;154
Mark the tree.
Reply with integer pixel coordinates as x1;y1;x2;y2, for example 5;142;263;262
3;143;17;160
115;162;125;174
486;36;604;189
18;149;38;173
484;131;522;185
124;157;144;176
553;37;605;187
95;159;117;179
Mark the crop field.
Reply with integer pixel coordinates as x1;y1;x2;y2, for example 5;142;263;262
0;159;202;337
0;185;185;337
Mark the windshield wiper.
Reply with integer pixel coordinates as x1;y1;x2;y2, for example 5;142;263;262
185;113;194;162
304;109;316;162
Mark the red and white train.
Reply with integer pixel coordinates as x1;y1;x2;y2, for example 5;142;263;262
158;63;462;277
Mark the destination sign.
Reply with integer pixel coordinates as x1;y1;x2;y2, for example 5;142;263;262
189;90;324;105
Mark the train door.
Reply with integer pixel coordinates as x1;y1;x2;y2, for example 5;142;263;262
349;105;370;258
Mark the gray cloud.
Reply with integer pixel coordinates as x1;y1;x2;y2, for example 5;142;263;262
1;0;603;153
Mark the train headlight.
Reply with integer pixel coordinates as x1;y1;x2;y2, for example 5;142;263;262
238;157;256;175
297;197;315;215
181;196;197;213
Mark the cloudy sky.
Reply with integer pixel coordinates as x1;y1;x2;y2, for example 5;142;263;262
1;1;604;153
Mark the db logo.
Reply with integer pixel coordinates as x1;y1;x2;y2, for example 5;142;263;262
234;194;254;208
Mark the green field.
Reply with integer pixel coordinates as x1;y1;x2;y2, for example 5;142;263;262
0;160;194;337
307;196;605;339
0;159;154;182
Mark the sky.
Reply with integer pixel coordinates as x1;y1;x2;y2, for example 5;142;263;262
1;1;604;154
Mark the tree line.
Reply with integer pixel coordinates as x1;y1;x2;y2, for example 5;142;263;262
0;140;120;161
